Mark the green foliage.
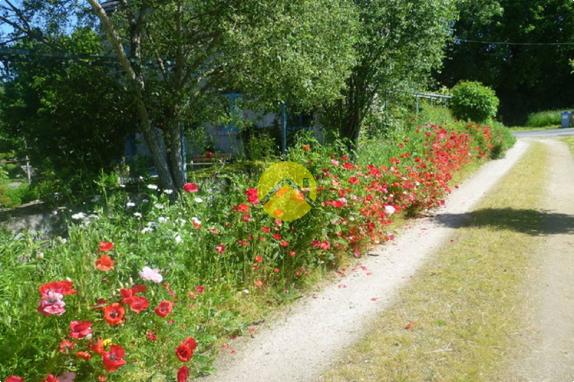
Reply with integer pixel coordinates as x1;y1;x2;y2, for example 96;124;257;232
0;29;136;203
326;0;458;146
451;81;499;123
441;0;574;124
244;131;279;161
0;183;34;208
525;109;565;127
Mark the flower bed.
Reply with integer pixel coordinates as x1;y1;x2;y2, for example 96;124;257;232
0;118;514;381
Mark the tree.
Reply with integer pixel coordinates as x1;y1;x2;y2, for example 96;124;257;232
2;1;359;192
1;29;136;199
325;0;457;149
440;0;574;124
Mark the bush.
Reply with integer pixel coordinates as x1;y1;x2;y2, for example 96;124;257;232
525;110;564;127
451;81;499;123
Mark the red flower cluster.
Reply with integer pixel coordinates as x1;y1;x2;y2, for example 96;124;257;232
176;337;198;362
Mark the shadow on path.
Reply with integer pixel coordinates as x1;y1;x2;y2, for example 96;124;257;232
435;208;574;236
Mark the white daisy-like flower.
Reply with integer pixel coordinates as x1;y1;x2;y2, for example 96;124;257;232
194;197;204;203
384;205;396;216
126;201;136;208
175;234;183;244
71;212;87;220
139;266;163;283
158;216;168;223
163;189;173;195
141;227;153;234
147;184;158;190
133;212;142;218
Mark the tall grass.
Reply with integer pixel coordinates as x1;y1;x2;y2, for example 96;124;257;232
525;109;566;128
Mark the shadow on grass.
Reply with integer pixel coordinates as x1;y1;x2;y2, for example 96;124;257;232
435;208;574;236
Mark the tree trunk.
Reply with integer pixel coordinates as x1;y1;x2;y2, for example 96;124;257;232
88;0;176;190
167;123;187;191
137;110;175;190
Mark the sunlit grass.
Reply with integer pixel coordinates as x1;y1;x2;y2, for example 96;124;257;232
321;143;548;382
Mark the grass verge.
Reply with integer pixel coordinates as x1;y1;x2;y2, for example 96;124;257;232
562;136;574;153
321;143;548;382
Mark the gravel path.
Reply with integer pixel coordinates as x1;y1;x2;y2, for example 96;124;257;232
203;141;530;382
504;139;574;381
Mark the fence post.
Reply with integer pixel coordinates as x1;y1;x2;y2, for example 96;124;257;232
25;155;31;184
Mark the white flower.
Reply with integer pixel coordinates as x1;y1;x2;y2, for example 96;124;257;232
163;189;173;195
126;201;136;208
133;212;142;219
175;234;183;244
194;197;204;203
71;212;87;220
139;266;163;283
141;227;153;234
147;184;158;190
157;216;168;224
384;205;396;216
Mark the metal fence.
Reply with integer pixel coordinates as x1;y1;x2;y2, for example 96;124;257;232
414;92;452;116
1;157;32;183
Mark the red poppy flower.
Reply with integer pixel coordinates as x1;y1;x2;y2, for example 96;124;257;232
234;203;250;213
102;344;127;372
195;285;205;294
349;176;359;185
76;351;92;360
245;188;259;204
69;320;92;339
146;330;157;342
215;244;225;254
183;183;199;193
261;226;271;234
131;284;147;294
91;338;106;355
254;255;263;263
43;375;58;382
39;280;76;296
103;303;125;326
97;376;107;382
127;296;149;313
154;300;174;318
279;240;289;248
95;255;114;272
272;233;282;240
177;365;189;382
59;339;75;353
175;337;197;362
6;376;24;382
98;241;114;252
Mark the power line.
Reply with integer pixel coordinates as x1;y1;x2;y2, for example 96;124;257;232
456;38;574;46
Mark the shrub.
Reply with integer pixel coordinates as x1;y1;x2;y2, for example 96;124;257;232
525;109;564;128
451;81;499;123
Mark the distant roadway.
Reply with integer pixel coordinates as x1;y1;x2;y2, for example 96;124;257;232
513;128;574;138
